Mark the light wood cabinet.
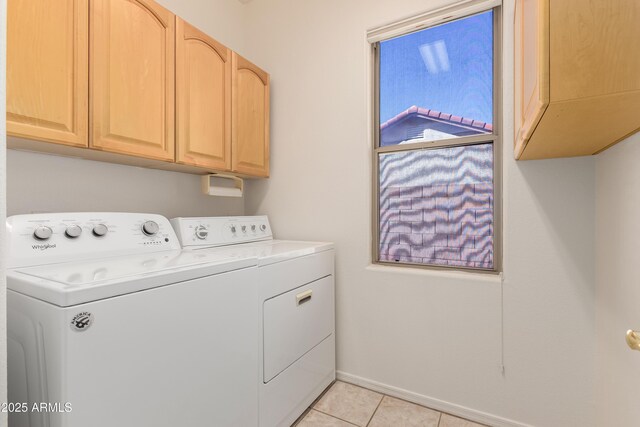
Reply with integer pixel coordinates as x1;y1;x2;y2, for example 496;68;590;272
7;0;89;147
7;0;271;178
176;18;231;171
232;53;270;177
90;0;175;161
515;0;640;160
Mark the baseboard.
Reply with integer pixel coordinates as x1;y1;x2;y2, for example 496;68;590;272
336;371;532;427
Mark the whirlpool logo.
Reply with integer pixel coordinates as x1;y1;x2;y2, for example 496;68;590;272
32;243;56;251
70;312;93;332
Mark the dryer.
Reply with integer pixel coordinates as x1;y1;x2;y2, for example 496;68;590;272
171;216;336;427
7;212;260;427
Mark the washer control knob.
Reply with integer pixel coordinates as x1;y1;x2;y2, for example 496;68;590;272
92;224;108;237
65;225;82;238
241;225;247;233
230;225;237;233
195;225;209;240
251;224;256;232
260;224;267;232
33;226;53;241
142;220;160;236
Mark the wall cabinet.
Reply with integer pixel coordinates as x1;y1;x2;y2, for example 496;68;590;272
515;0;640;160
176;18;232;171
7;0;88;147
90;0;175;162
232;53;270;177
6;0;270;178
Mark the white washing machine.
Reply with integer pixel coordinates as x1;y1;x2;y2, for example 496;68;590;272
6;212;261;427
171;216;336;427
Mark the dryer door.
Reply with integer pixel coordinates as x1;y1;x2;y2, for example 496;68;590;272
263;275;334;382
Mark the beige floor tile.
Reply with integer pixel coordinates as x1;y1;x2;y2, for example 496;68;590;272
368;396;441;427
313;381;383;426
296;410;356;427
439;413;486;427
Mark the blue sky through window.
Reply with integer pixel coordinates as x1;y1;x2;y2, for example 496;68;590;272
379;11;493;125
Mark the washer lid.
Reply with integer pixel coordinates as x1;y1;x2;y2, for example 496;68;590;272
194;240;334;266
8;250;257;307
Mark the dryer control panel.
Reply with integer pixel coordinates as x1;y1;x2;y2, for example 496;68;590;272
171;216;273;248
7;213;180;268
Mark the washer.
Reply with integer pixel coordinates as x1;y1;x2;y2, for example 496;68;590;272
7;212;260;427
171;216;336;427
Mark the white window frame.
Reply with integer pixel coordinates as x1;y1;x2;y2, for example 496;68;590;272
370;1;503;273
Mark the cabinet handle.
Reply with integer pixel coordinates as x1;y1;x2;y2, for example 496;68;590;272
626;330;640;351
296;290;312;306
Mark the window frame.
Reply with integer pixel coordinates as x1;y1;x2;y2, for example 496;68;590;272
371;5;503;273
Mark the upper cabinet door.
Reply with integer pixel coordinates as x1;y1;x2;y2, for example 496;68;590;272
7;0;89;147
232;53;270;178
515;0;640;159
176;18;231;171
514;0;549;158
90;0;175;161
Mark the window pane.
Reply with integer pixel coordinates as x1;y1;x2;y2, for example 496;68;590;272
378;144;494;269
379;11;493;146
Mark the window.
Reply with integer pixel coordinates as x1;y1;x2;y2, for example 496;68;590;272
372;7;500;271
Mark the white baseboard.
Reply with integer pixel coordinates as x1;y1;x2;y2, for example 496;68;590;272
336;371;532;427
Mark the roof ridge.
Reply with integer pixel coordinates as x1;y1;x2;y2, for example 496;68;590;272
380;105;493;132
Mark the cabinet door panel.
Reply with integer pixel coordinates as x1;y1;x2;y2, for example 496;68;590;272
176;18;231;170
91;0;175;161
7;0;88;147
232;53;270;177
550;0;640;101
514;0;549;158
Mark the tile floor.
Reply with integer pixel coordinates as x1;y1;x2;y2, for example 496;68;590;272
294;381;488;427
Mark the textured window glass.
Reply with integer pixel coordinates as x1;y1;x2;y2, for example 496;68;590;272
379;11;493;146
378;144;494;269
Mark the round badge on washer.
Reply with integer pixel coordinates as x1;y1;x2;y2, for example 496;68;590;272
70;312;94;332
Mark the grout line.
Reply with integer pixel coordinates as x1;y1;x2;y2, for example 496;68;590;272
365;394;385;427
306;381;362;426
312;408;361;426
314;380;485;427
310;379;337;409
343;380;482;427
378;392;442;415
292;406;315;426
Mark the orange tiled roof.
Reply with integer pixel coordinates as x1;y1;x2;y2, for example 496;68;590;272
380;105;493;132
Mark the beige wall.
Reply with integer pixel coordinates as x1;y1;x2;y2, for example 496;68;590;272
156;0;248;56
1;1;614;426
6;150;244;218
242;1;596;425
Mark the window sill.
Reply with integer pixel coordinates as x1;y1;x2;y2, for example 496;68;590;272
365;263;503;284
